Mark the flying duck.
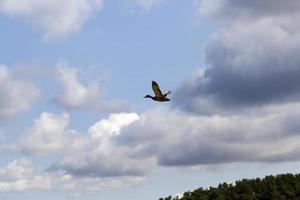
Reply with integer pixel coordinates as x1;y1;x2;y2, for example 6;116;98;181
144;81;171;102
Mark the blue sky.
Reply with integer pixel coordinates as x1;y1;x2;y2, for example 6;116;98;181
0;0;300;199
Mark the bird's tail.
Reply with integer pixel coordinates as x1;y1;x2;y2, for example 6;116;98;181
163;91;172;97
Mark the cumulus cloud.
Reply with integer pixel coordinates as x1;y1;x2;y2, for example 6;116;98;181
9;104;300;193
0;65;39;121
118;0;300;174
19;112;82;155
0;159;145;194
56;65;128;113
14;104;300;178
2;111;151;194
89;112;140;139
52;112;155;178
117;104;300;167
57;174;146;196
54;150;154;178
0;159;52;193
0;0;103;39
174;0;300;115
18;111;153;179
141;0;300;166
169;0;300;167
198;0;300;18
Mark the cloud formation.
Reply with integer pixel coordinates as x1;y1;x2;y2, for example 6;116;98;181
53;112;154;178
0;159;52;192
18;112;153;178
0;112;150;194
56;65;128;113
0;0;103;39
19;112;79;155
14;103;300;173
175;0;300;115
116;104;300;166
0;65;39;121
7;103;300;193
198;0;300;18
0;159;145;194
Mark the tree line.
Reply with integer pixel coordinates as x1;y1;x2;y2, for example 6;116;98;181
159;173;300;200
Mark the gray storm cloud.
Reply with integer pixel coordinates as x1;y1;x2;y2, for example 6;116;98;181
175;0;300;115
199;0;300;18
116;104;300;167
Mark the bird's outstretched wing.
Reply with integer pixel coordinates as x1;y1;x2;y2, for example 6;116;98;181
152;81;163;97
163;91;172;97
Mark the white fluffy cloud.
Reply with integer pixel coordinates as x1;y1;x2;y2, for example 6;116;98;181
52;112;155;178
56;64;128;113
19;112;81;155
0;159;145;194
15;99;300;182
18;111;153;179
6;101;300;194
0;0;103;39
57;66;101;108
89;112;140;139
56;174;145;196
5;112;151;194
0;159;52;192
20;103;300;175
0;65;39;121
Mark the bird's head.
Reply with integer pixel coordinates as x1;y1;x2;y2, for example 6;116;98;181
144;95;152;98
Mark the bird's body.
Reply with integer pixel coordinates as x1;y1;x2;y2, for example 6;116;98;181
144;95;170;102
144;81;171;102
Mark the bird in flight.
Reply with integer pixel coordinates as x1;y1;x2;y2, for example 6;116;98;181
144;81;172;102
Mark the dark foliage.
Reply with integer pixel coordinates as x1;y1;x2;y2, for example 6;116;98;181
160;173;300;200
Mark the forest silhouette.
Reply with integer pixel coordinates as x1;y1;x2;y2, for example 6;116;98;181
159;173;300;200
